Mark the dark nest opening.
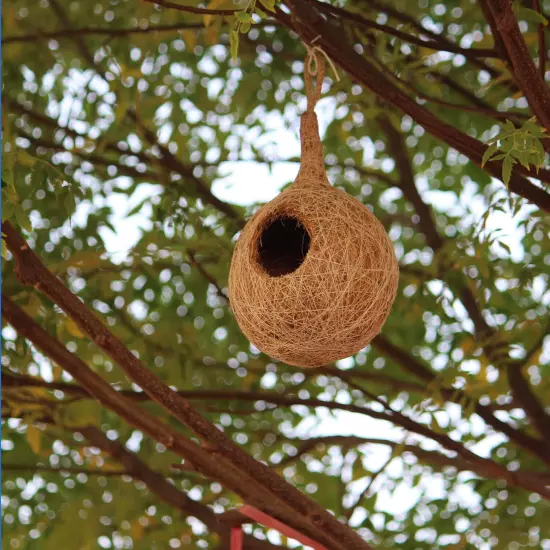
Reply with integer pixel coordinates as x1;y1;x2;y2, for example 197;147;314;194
257;215;311;277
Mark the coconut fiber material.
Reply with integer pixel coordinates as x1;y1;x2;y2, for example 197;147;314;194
229;53;399;368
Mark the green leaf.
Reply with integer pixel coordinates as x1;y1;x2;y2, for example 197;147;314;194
30;163;48;190
179;29;197;51
514;149;531;169
44;503;97;550
230;29;239;61
523;117;547;137
64;190;77;214
2;199;15;221
533;137;545;159
481;142;499;167
61;400;101;428
2;169;15;189
502;154;515;186
517;7;548;25
503;119;516;133
26;425;42;454
236;12;253;23
496;241;511;255
255;7;267;18
258;0;276;12
14;204;32;232
127;197;150;217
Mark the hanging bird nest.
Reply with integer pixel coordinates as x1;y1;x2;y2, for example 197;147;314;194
228;52;399;368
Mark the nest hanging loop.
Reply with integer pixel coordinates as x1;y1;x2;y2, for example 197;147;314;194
304;47;325;111
296;47;328;186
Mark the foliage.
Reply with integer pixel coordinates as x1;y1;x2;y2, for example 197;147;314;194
230;0;276;60
482;118;547;187
2;0;550;549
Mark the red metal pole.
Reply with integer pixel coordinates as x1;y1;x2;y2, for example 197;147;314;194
238;505;327;550
230;526;244;550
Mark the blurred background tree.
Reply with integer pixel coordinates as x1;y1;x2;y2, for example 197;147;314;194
2;0;550;548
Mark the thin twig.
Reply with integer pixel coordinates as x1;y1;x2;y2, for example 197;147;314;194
143;0;239;16
314;1;500;59
2;464;135;477
48;0;96;67
376;64;529;122
345;453;395;521
187;249;228;301
2;20;280;44
130;109;245;225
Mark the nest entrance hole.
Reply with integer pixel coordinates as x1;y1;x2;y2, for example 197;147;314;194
258;216;311;277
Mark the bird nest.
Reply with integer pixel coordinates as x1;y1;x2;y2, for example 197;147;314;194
228;55;399;367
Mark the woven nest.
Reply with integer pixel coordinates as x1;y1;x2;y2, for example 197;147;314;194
228;58;399;368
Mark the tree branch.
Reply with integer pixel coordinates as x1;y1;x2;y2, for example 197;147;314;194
363;0;502;59
0;372;460;432
129;109;245;226
477;0;512;62
3;298;547;499
278;435;476;473
533;0;547;79
78;426;233;547
1;293;228;477
2;430;277;550
48;0;96;67
506;364;550;441
376;115;444;251
0;367;519;423
1;225;372;550
280;0;550;212
372;335;550;463
375;61;530;123
16;131;166;185
370;91;550;455
9;101;244;225
485;0;550;134
521;319;550;367
315;1;500;59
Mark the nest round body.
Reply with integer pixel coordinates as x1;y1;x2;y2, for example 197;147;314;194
228;181;399;368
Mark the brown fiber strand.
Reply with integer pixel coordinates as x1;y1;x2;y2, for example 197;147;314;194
228;52;399;368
